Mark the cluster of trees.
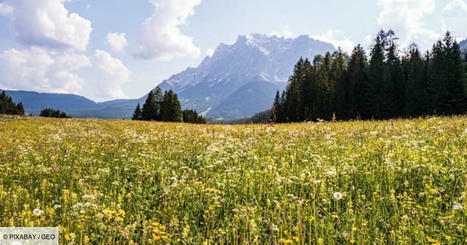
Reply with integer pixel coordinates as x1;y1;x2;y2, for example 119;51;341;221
182;109;207;124
0;91;24;115
272;31;466;122
132;87;205;123
39;108;70;118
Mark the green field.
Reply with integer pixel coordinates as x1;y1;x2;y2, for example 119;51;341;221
0;116;466;244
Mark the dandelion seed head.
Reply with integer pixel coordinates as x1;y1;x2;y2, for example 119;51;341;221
333;192;343;200
33;208;44;216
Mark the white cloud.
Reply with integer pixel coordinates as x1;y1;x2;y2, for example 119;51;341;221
137;0;201;60
441;0;467;39
106;32;128;53
313;30;355;53
0;47;91;93
377;0;438;50
0;48;131;101
93;50;131;100
0;3;13;15
0;0;92;51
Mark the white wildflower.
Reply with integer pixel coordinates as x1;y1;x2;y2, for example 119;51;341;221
453;203;463;211
271;224;279;232
33;208;44;216
82;194;96;200
333;192;343;200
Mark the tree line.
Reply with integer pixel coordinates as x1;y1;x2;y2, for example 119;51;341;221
40;108;70;118
0;91;24;115
132;87;206;124
272;31;466;122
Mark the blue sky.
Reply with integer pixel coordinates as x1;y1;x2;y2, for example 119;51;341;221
0;0;466;101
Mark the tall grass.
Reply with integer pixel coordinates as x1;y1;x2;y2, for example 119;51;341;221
0;116;465;244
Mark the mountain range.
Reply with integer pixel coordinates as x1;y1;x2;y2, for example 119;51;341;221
4;34;336;119
158;34;334;119
3;37;465;120
0;90;144;118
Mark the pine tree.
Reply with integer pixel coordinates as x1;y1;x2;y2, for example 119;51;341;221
39;108;69;118
404;45;427;116
384;31;403;118
154;87;164;120
0;91;26;116
271;90;280;122
340;45;368;120
446;39;466;114
285;58;306;122
142;91;158;121
429;32;466;115
278;91;286;122
172;92;183;122
182;109;206;124
299;59;314;120
0;91;6;114
366;30;387;119
132;103;142;120
16;102;25;115
161;90;182;122
6;97;17;115
329;49;347;120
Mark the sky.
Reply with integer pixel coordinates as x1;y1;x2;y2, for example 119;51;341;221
0;0;466;102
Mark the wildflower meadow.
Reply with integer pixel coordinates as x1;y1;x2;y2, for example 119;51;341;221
0;116;465;244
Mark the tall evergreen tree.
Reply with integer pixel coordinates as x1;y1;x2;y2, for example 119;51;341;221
404;45;427;116
154;87;164;120
142;91;158;121
16;102;25;115
365;30;387;119
329;49;347;120
271;90;280;122
384;31;404;118
278;91;286;123
132;103;142;120
0;91;6;114
429;32;466;114
182;109;206;124
340;45;368;120
161;90;183;122
285;58;306;122
446;38;466;114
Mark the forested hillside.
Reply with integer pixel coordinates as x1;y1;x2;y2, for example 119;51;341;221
273;31;466;122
